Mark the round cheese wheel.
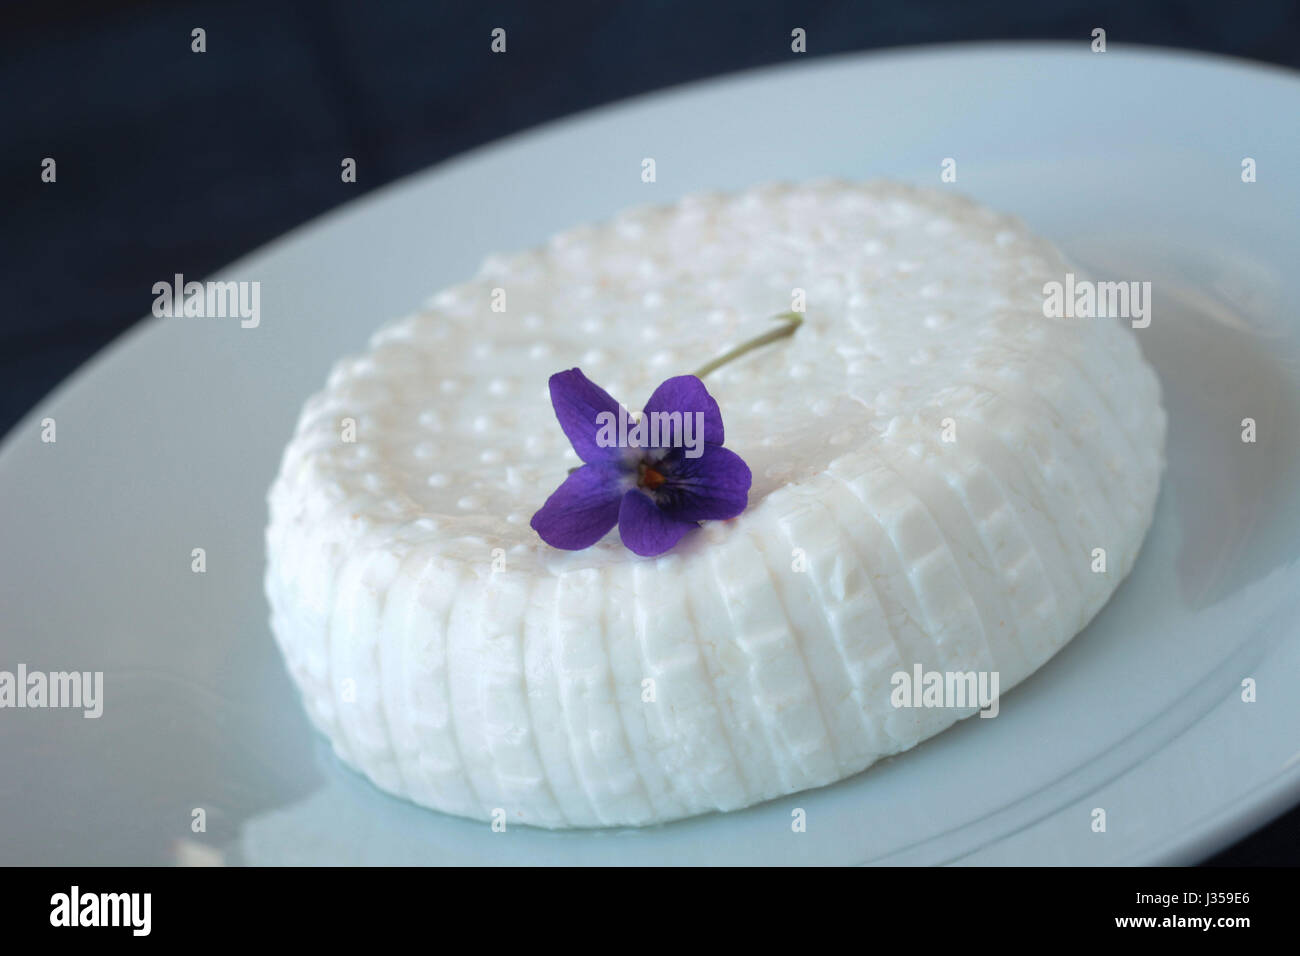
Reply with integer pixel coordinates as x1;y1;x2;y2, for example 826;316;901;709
265;180;1165;828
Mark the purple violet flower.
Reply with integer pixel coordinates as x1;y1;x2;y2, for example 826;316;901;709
531;368;752;556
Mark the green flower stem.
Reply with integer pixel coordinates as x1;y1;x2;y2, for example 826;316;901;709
691;311;803;378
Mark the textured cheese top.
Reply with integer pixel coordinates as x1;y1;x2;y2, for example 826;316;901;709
266;180;1165;828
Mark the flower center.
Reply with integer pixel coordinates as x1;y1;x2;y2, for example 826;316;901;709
638;462;666;490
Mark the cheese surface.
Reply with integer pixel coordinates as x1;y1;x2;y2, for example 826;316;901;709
265;181;1165;828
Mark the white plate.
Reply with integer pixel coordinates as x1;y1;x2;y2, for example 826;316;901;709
3;43;1300;866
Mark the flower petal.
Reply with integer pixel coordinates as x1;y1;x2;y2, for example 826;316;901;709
530;463;625;550
617;489;698;556
654;444;752;522
547;368;633;464
641;375;725;448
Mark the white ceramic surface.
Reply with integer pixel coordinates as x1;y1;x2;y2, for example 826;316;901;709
2;43;1299;865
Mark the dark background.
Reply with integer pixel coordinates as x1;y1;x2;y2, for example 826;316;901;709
3;0;1298;865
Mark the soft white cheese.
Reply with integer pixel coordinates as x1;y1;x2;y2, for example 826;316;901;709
265;180;1165;828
